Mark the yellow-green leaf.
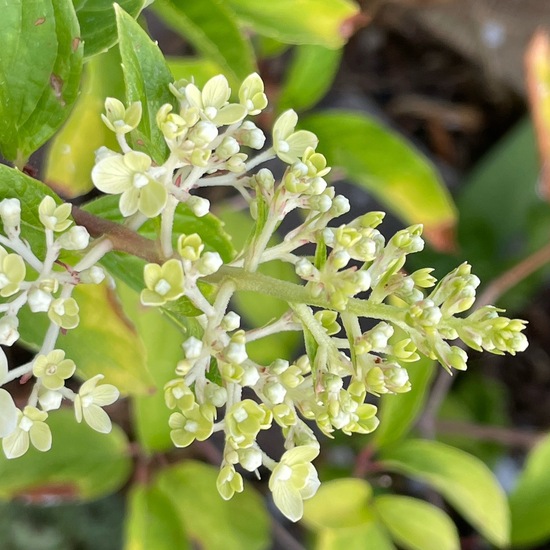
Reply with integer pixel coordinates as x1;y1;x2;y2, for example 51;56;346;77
510;434;550;546
46;46;124;199
301;111;458;251
380;439;509;547
227;0;359;49
278;45;342;113
374;495;459;550
18;282;155;396
0;409;131;501
155;461;269;550
124;484;189;550
303;478;374;530
154;0;255;87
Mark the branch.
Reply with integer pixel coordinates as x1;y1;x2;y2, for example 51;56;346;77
71;206;163;264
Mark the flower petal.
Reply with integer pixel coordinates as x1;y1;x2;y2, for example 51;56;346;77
30;422;52;452
119;188;140;217
2;429;29;459
92;155;132;194
83;404;112;433
273;110;298;142
214;104;246;126
0;388;17;437
92;384;119;407
202;75;230;108
272;482;303;522
138;180;167;218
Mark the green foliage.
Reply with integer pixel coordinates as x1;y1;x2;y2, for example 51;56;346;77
302;111;457;246
0;1;540;548
374;495;459;550
115;4;176;162
509;435;550;547
153;0;255;87
154;462;270;550
380;439;510;546
0;0;83;165
74;0;145;59
0;410;131;500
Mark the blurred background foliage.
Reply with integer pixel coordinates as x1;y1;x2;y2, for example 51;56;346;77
3;0;550;548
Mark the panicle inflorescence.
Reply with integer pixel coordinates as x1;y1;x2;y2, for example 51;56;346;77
0;196;118;459
0;72;528;522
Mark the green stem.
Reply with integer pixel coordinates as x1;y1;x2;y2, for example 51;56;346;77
208;266;406;324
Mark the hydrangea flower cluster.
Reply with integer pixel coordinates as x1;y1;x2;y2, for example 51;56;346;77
87;73;527;521
0;73;528;523
0;196;118;458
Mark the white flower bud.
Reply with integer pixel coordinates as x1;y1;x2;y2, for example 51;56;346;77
38;388;63;411
204;382;227;408
226;341;247;365
197;252;222;275
238;447;263;471
241;364;260;387
216;136;240;159
332;195;350;215
309;194;332;213
0;198;21;231
56;226;90;250
0;316;18;346
295;258;315;278
27;287;53;313
264;381;287;404
188;121;218;148
238;121;266;149
269;359;289;375
221;311;240;331
354;270;371;292
255;168;275;190
79;266;106;284
188;196;210;218
182;336;203;359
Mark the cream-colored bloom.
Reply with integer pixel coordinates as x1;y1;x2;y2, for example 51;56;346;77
0;246;26;297
92;151;167;218
2;406;52;459
38;196;72;232
272;110;318;164
74;375;119;433
185;75;246;125
33;349;76;390
239;73;268;115
48;297;80;329
101;98;142;134
269;445;320;521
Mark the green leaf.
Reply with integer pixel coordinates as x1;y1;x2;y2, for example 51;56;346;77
73;0;145;59
45;46;125;198
509;434;550;546
227;0;359;49
0;409;131;501
168;56;225;87
0;0;83;165
124;484;189;550
153;0;255;87
155;461;269;550
374;495;459;550
301;111;457;250
380;439;510;547
18;282;155;396
117;281;183;452
278;45;342;113
302;478;374;530
0;164;59;259
373;352;436;448
115;4;176;163
317;523;395;550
